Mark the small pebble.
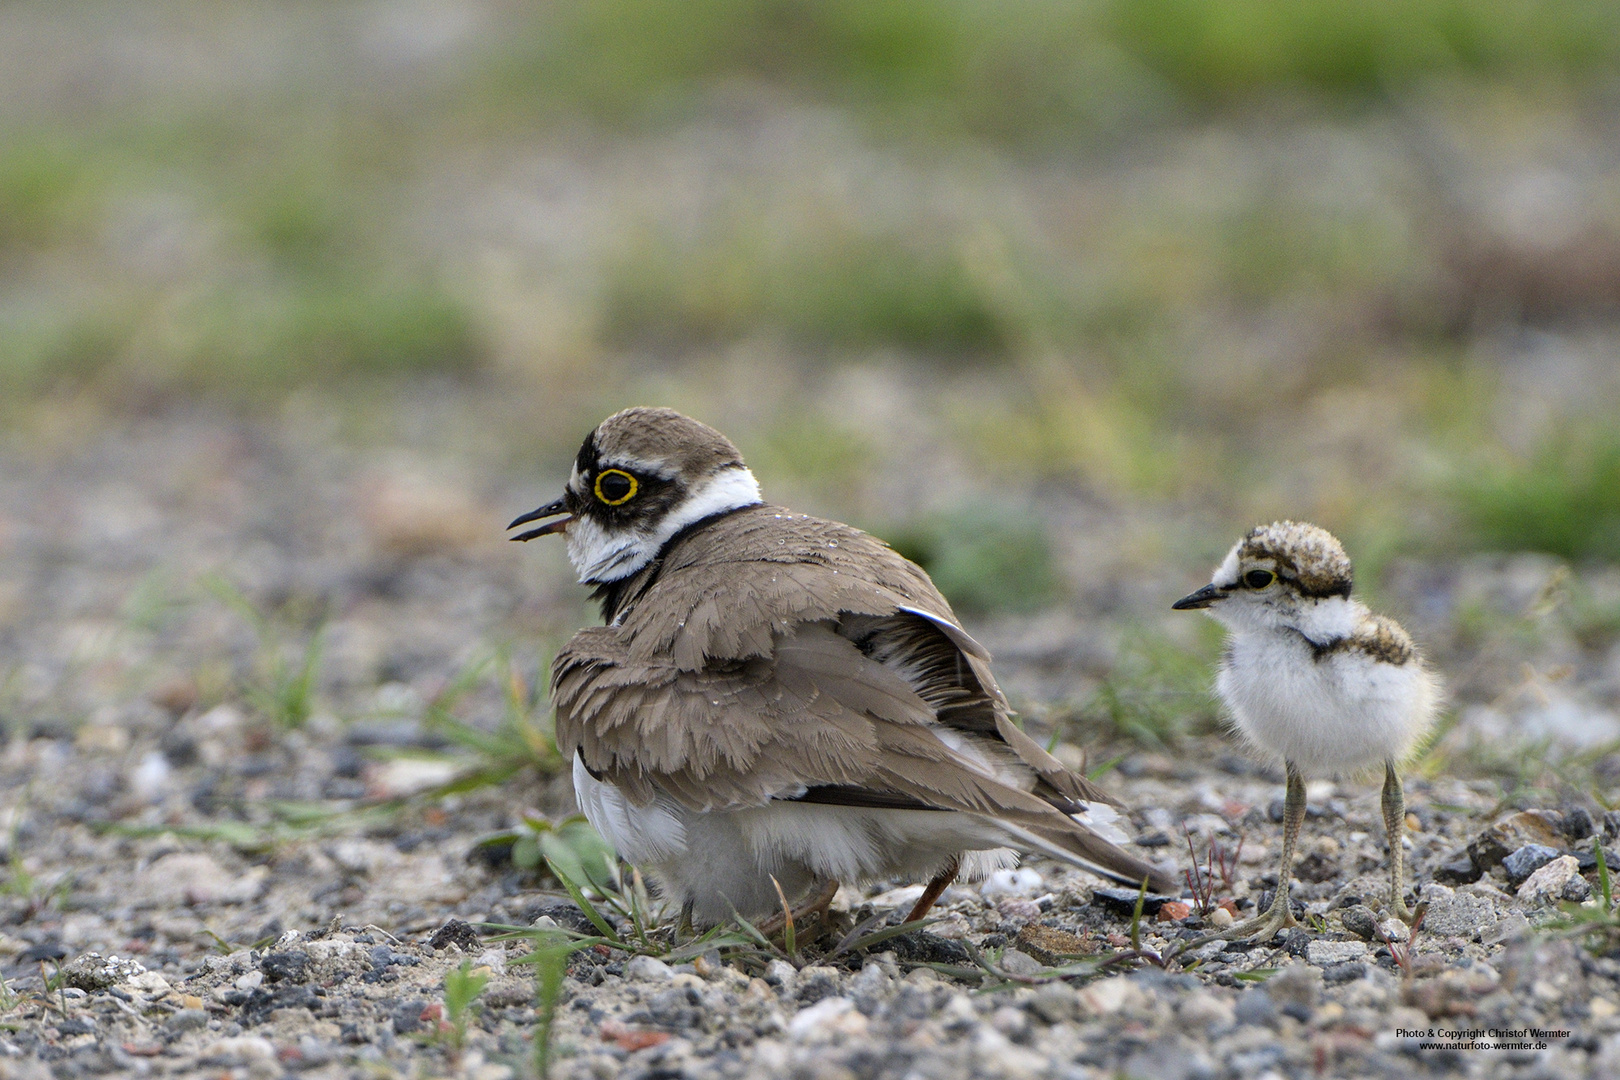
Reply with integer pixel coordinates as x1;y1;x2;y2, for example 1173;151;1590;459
1517;856;1583;907
1232;990;1275;1026
1502;844;1561;886
625;955;674;982
990;1006;1027;1038
1339;905;1376;939
1027;983;1077;1023
1306;940;1369;966
997;949;1042;976
1157;901;1193;922
981;868;1044;899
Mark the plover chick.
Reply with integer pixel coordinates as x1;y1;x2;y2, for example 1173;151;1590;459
1172;521;1439;941
509;407;1178;930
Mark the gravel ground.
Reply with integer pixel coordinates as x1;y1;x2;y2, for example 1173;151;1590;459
0;400;1616;1080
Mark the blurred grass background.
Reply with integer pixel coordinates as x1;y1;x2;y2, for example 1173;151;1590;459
3;0;1620;686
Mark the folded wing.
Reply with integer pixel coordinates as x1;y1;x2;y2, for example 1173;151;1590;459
554;615;1175;891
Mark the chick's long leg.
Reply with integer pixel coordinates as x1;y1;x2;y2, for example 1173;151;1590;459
1239;761;1306;941
1178;762;1305;952
1382;759;1416;922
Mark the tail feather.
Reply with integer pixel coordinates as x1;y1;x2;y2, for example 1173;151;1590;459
997;818;1181;895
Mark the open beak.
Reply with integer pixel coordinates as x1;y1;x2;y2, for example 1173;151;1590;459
1171;583;1224;610
507;496;572;542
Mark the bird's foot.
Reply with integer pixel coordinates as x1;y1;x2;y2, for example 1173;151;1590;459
754;880;840;942
1172;903;1298;956
1220;903;1298;943
1384;899;1416;924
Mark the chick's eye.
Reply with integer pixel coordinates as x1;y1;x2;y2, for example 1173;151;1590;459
1245;569;1275;589
594;469;637;506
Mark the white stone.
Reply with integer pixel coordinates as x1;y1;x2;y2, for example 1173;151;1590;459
234;971;263;991
971;1026;1048;1078
788;997;866;1042
751;1039;789;1071
1420;889;1497;940
474;949;507;976
981;868;1044;899
624;955;673;982
990;1006;1027;1037
848;964;891;999
1377;918;1409;942
998;949;1042;976
941;993;977;1025
129;751;171;803
304;939;363;964
201;1035;275;1063
1077;976;1144;1015
1306;940;1369;965
368;757;461;798
197;705;245;733
134;852;266;907
995;898;1041;925
128;971;172;996
1177;990;1234;1029
1517;855;1582;907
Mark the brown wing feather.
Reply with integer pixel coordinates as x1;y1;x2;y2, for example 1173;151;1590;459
844;607;1120;808
612;506;1120;807
612;506;944;668
554;620;1171;890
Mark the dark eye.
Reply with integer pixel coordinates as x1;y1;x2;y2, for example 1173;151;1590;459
594;469;637;506
1245;569;1275;589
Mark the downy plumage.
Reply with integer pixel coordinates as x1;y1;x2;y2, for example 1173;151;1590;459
1174;521;1439;940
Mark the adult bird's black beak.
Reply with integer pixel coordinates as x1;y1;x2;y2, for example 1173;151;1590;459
507;496;572;542
1172;583;1224;610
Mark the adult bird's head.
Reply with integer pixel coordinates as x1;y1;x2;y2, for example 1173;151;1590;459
508;407;763;584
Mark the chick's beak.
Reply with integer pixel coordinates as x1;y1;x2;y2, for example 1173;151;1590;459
507;496;572;542
1172;583;1224;610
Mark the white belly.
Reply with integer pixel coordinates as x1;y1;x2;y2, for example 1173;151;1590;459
1217;633;1435;777
572;755;1015;924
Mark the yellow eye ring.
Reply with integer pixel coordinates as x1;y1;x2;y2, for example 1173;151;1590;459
594;468;638;506
1244;569;1276;589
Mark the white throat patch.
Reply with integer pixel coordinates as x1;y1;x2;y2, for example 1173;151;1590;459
566;466;762;584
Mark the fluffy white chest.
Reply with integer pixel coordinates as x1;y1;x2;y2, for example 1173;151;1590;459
1217;630;1434;776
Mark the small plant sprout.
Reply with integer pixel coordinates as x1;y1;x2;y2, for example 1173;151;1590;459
203;574;326;729
1374;903;1428;982
1546;840;1620;954
420;648;562;792
523;931;579;1080
1183;826;1244;919
2;799;73;919
439;959;489;1056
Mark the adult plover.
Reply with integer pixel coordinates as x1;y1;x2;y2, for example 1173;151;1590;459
1173;521;1438;940
510;406;1177;928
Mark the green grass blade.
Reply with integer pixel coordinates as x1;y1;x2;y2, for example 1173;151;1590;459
544;857;624;946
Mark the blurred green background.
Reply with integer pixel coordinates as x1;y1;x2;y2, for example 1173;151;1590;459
3;0;1620;764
